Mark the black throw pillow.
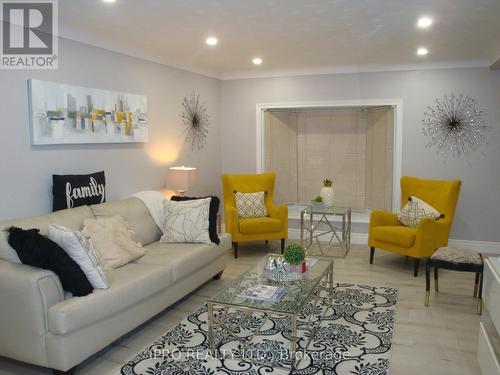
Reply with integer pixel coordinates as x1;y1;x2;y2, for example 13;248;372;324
171;195;220;245
7;227;93;297
52;171;106;212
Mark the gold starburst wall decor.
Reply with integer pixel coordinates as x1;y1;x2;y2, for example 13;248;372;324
422;94;487;160
181;93;209;151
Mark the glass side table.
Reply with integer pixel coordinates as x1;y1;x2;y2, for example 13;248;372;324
300;204;351;258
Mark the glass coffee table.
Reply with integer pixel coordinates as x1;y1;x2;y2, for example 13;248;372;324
207;253;334;369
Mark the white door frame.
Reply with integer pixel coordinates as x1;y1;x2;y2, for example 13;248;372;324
256;99;404;210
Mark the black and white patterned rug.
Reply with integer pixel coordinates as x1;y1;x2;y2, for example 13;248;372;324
120;283;397;375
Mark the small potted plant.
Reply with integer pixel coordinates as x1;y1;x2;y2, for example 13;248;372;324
284;243;305;273
311;195;323;205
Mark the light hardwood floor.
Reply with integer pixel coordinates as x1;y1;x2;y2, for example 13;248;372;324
0;242;482;375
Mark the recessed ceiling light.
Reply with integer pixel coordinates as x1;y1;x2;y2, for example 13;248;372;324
205;37;218;46
102;0;116;3
252;57;263;65
417;47;429;56
417;17;433;28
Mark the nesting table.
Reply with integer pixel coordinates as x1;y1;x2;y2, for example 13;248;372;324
300;204;352;258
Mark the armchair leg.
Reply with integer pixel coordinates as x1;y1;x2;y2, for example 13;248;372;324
369;247;375;264
414;258;420;277
425;259;431;306
232;242;238;259
280;239;285;254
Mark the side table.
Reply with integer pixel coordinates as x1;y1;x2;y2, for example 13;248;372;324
300;204;351;258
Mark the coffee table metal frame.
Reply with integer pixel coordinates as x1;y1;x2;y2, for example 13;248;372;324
300;204;352;258
207;254;334;370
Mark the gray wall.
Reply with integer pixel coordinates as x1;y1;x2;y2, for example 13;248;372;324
220;68;500;242
0;37;221;220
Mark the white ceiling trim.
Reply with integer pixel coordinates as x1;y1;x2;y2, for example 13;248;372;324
60;30;490;81
59;32;221;80
220;59;491;80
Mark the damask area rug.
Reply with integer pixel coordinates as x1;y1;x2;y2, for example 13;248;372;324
120;283;397;375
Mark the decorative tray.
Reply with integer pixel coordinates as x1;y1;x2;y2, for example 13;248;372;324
263;269;307;282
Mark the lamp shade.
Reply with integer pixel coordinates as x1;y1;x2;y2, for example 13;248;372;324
167;166;197;193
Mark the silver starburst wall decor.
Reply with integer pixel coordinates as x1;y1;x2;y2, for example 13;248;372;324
181;93;209;150
422;94;487;160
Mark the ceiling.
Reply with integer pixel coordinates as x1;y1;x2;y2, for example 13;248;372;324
59;0;500;79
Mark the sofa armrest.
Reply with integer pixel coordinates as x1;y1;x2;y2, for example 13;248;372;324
0;259;64;366
370;210;400;227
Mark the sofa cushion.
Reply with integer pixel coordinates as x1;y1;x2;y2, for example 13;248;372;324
0;206;94;264
371;226;417;248
137;233;231;282
238;217;282;234
48;263;172;335
91;198;161;246
82;215;146;270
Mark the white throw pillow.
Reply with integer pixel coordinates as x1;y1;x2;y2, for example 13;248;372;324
48;224;108;289
160;198;211;244
397;196;441;227
82;215;146;270
235;191;268;218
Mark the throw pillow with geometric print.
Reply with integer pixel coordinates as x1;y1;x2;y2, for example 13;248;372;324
234;191;268;218
397;196;441;227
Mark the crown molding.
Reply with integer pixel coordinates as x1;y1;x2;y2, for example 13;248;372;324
219;59;491;80
58;30;222;80
58;28;491;81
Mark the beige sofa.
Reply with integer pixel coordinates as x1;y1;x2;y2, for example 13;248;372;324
0;198;231;374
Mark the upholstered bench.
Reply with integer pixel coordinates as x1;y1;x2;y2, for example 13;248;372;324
424;247;483;314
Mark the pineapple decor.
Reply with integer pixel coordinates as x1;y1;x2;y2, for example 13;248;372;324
320;178;335;207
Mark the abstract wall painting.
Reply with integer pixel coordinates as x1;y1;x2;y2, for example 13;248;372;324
28;79;148;145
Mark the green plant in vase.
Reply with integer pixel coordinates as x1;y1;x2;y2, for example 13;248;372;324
284;243;305;273
311;195;323;204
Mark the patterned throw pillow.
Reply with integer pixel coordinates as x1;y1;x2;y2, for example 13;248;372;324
234;191;267;218
49;224;108;289
397;196;441;227
160;198;212;244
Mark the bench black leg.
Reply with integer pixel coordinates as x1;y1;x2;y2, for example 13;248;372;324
477;271;483;315
434;267;439;292
369;247;375;264
232;242;238;259
474;273;480;297
414;258;420;277
425;259;431;306
280;239;285;254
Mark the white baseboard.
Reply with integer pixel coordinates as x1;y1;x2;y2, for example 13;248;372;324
287;229;500;255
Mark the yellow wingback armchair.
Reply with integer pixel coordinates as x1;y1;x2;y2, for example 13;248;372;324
222;173;288;258
368;176;461;276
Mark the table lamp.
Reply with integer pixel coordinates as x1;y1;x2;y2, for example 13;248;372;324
167;166;197;196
